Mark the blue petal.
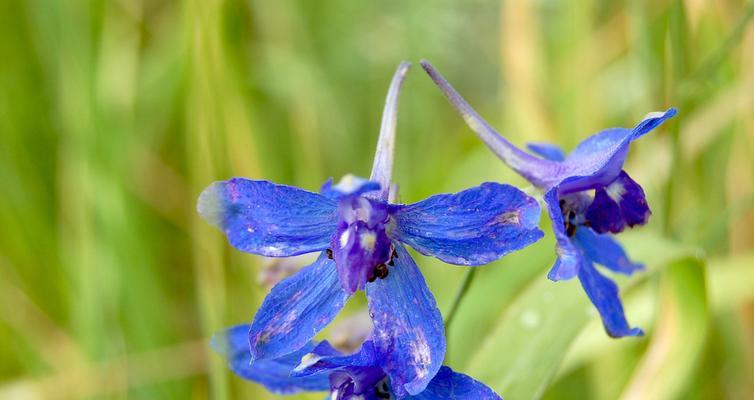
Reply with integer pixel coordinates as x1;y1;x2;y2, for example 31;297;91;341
611;171;651;228
320;175;381;199
577;262;643;338
557;109;676;193
198;178;337;256
365;244;445;397
389;182;543;265
211;325;330;394
632;108;678;138
421;58;676;193
291;340;379;378
585;171;651;234
407;366;502;400
573;228;644;275
584;185;626;233
543;188;582;281
527;142;566;162
249;253;350;361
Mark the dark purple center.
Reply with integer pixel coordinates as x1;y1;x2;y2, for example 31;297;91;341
560;171;650;236
330;195;395;294
329;367;392;400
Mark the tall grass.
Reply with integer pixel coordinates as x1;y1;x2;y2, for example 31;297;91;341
1;0;753;399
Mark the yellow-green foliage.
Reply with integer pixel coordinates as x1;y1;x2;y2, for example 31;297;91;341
1;0;753;399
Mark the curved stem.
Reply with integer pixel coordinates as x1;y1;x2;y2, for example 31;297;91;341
444;267;479;331
420;60;554;187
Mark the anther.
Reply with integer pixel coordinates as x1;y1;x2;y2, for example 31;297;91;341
374;263;389;279
375;380;391;398
326;248;333;259
566;222;576;237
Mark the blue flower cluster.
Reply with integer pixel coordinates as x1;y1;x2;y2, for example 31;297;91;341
198;61;676;399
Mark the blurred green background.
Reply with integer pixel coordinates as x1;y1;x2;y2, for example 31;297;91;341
2;0;754;399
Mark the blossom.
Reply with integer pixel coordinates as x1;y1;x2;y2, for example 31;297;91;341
213;324;502;400
421;60;677;338
198;62;543;395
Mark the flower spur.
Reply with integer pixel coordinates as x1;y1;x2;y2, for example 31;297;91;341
197;62;543;396
213;324;502;399
421;60;677;338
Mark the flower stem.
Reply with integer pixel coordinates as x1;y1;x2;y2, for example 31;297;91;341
444;267;479;331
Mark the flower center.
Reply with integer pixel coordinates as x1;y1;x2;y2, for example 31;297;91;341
329;367;392;400
583;171;651;234
558;193;590;237
559;171;651;236
329;195;396;294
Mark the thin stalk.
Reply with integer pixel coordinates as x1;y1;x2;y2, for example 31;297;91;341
684;1;754;88
444;267;479;331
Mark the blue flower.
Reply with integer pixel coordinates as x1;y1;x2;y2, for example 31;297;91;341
421;60;677;338
213;324;502;400
197;62;544;395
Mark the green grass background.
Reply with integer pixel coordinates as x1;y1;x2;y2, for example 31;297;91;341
1;0;753;399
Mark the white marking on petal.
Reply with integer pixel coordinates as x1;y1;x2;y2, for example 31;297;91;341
340;230;351;248
294;352;322;372
496;210;520;225
409;330;431;382
333;174;370;195
606;181;626;202
354;197;374;222
262;246;284;256
360;232;376;252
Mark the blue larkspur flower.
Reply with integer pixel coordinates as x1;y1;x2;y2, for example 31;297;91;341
197;62;544;396
213;324;502;400
421;60;677;338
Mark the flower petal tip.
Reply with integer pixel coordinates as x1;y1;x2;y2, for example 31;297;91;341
547;269;568;282
321;174;380;198
547;256;579;282
632;107;678;138
397;60;412;75
608;326;644;338
197;181;226;227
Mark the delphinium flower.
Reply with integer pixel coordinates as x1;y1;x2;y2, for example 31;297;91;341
421;60;677;338
213;324;502;399
198;62;544;396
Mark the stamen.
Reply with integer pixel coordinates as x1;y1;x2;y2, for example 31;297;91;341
559;197;582;237
374;378;392;399
374;263;389;279
566;222;576;237
326;248;333;259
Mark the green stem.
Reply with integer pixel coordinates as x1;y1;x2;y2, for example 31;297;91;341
444;267;479;331
690;1;754;81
